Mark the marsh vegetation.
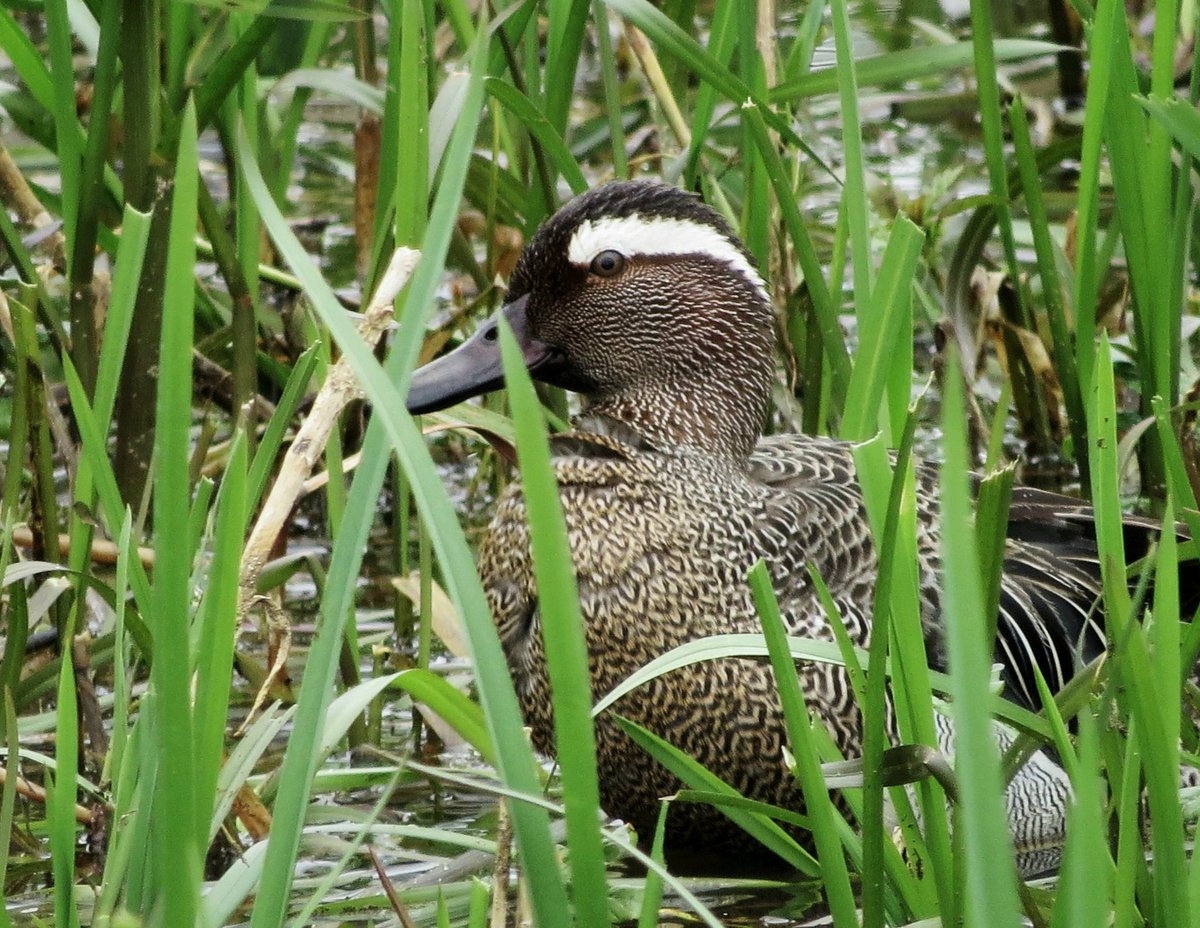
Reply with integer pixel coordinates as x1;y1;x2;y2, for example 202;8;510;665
0;0;1199;925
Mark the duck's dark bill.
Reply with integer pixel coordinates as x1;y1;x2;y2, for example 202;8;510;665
406;295;554;414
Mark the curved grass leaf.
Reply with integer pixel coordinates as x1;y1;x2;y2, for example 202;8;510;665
841;215;923;441
1138;92;1200;162
210;704;293;844
389;668;495;766
614;716;819;876
602;0;804;152
181;0;367;23
269;67;385;113
595;632;1054;741
485;78;589;194
0;8;55;110
672;790;809;829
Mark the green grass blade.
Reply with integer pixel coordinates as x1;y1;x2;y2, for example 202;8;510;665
673;790;808;828
741;103;850;411
544;0;589;134
107;512;134;790
0;690;19;918
1049;714;1112;928
841;215;923;441
771;40;1064;101
940;351;1022;928
1138;92;1200;161
636;803;669;928
851;419;933;924
681;0;736;185
975;464;1015;649
245;344;321;519
1099;8;1178;469
968;0;1025;324
1087;334;1130;621
1114;620;1190;928
1071;0;1120;398
192;13;277;130
1084;431;1190;928
148;97;202;921
60;362;155;644
1009;96;1087;480
1027;666;1080;784
1152;503;1180;752
193;435;247;831
499;319;610;926
393;0;429;248
1152;395;1200;561
0;7;54;109
780;0;826;80
735;0;767;269
390;668;494;765
601;827;726;928
829;0;872;312
44;0;82;258
595;631;1054;739
485;78;589;194
602;0;802;147
49;644;80;928
748;561;858;925
592;2;628;179
69;0;121;392
1141;1;1179;410
94;207;153;431
1110;725;1142;928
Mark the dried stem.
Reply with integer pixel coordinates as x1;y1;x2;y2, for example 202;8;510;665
236;247;421;717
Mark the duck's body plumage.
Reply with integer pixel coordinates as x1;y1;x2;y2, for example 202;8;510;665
407;180;1193;868
481;427;884;851
478;419;1106;856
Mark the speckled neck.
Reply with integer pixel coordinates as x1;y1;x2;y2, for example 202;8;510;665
582;367;773;462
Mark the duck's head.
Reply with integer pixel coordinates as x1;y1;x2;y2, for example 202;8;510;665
407;181;776;460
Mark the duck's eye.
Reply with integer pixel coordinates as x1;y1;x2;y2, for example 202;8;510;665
589;250;625;277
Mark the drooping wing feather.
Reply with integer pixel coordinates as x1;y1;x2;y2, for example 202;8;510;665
750;436;1198;711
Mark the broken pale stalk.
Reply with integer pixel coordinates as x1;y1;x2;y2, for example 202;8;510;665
236;247;421;726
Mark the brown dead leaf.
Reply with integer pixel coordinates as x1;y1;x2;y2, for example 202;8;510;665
392;572;470;658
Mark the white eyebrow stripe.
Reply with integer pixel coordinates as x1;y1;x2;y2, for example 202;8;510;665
567;215;769;303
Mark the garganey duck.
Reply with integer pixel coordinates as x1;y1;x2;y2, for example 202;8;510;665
407;180;1195;870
